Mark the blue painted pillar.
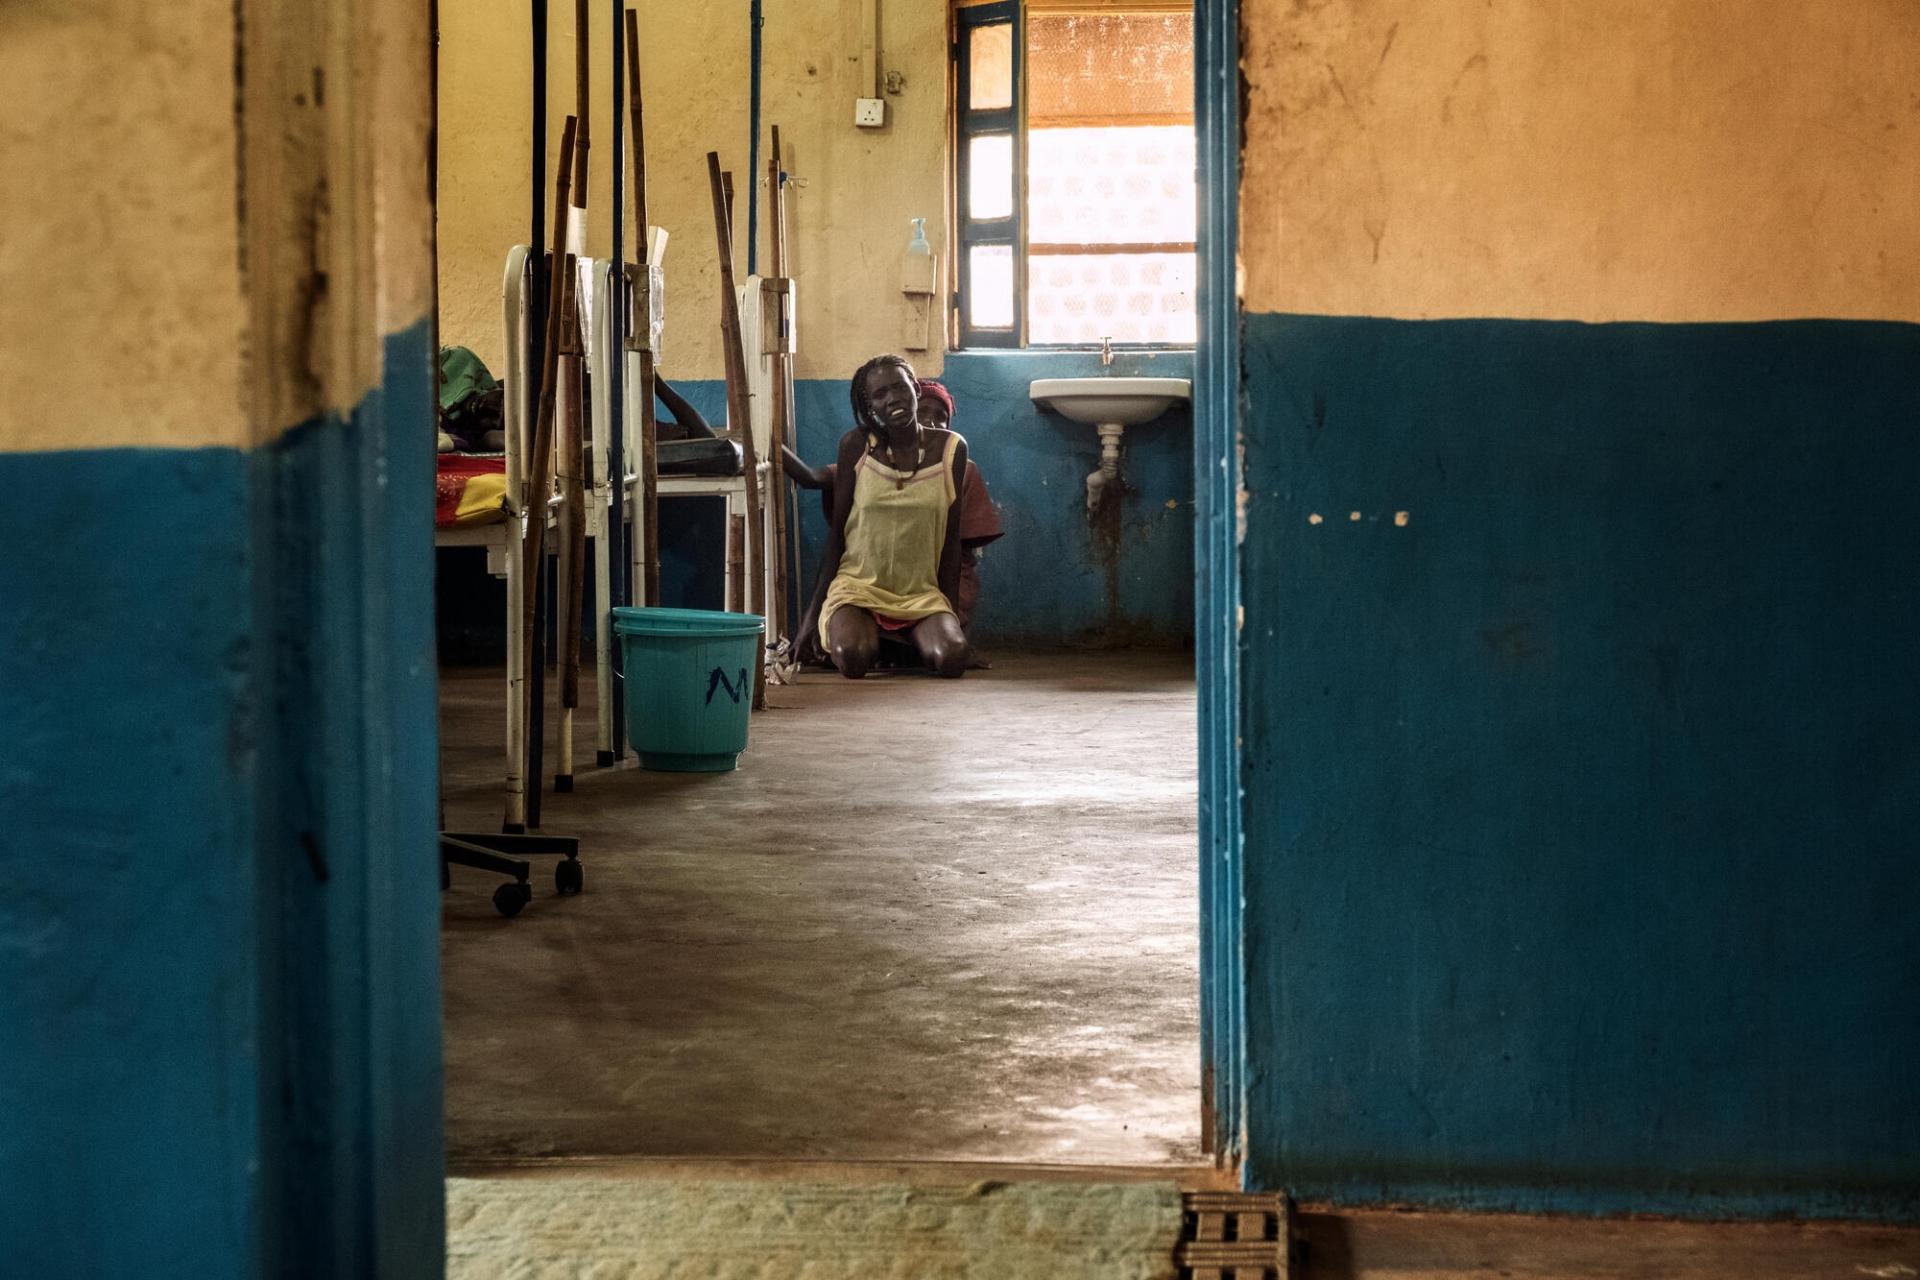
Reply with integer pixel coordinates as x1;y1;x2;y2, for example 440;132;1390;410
0;2;445;1274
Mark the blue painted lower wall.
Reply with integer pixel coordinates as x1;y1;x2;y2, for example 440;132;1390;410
660;349;1195;646
1;325;445;1274
2;447;262;1276
1238;313;1920;1220
253;326;445;1273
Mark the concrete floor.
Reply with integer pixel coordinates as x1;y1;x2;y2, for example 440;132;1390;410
439;650;1202;1166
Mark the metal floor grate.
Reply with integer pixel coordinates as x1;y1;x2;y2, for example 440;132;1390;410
1176;1191;1295;1280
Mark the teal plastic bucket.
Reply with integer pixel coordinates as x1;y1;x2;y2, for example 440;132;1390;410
612;607;764;772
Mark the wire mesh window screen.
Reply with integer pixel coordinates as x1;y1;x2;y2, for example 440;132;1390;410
1028;12;1194;126
1028;250;1196;345
1029;125;1196;244
1023;8;1195;345
954;3;1197;346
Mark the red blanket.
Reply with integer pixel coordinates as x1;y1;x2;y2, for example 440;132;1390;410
435;454;509;528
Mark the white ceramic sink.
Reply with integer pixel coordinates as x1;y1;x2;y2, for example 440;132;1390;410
1029;376;1191;426
1030;376;1193;515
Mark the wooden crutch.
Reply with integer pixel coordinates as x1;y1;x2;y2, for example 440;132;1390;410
624;9;660;609
553;0;593;793
707;152;767;709
764;126;793;644
726;514;747;614
520;114;578;815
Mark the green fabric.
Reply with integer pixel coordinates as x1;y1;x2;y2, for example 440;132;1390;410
438;346;499;414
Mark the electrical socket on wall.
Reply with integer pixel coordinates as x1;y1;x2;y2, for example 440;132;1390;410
854;98;886;128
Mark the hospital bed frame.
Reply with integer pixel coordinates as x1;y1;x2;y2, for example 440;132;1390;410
442;245;785;863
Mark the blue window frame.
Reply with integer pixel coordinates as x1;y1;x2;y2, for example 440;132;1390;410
954;3;1199;350
953;1;1024;348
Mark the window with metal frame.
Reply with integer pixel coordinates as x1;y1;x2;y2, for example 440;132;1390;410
953;1;1196;350
954;1;1023;348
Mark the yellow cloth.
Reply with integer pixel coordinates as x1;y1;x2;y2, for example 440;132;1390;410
820;433;960;644
451;472;510;527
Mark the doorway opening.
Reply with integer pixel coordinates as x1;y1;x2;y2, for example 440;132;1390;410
429;0;1241;1183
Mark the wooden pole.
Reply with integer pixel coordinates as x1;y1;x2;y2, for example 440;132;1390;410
707;152;767;708
768;125;788;276
720;169;738;368
557;335;585;711
574;0;591;172
522;114;578;801
552;0;587;790
556;2;583;679
765;126;792;643
624;9;660;608
598;0;626;766
726;514;746;613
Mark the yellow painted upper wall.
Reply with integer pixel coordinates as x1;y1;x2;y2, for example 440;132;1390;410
0;0;247;451
0;0;434;453
436;0;536;376
759;1;950;380
1240;0;1920;323
436;0;948;382
370;1;440;348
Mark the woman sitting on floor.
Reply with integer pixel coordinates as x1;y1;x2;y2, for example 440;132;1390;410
784;377;1001;633
794;355;971;679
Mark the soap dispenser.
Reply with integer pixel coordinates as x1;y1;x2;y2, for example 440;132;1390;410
900;218;938;352
902;218;936;293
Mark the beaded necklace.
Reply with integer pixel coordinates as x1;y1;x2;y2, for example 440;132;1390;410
868;426;927;490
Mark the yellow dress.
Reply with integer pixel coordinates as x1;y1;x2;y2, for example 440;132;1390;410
819;432;961;645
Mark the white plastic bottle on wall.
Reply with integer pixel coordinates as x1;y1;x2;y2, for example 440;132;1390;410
901;218;937;351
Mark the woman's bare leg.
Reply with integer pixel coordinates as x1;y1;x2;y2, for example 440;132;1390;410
910;612;968;679
826;606;880;679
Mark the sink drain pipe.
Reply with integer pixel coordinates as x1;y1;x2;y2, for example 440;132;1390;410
1086;423;1125;515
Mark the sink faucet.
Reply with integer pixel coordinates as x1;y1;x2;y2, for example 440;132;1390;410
1099;336;1113;368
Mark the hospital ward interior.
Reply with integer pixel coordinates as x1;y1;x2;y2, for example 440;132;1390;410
10;0;1918;1274
432;0;1208;1179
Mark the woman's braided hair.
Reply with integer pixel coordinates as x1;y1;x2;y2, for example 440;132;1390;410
849;353;919;431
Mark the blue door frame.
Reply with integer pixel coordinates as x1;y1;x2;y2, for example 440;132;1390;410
1193;0;1247;1168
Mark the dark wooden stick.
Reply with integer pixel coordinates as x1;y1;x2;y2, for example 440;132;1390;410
720;170;738;392
726;513;746;613
768;126;787;277
624;9;660;607
522;115;579;791
557;0;592;713
557;338;586;709
573;0;591;198
624;9;648;255
709;156;760;524
707;152;767;707
765;127;792;642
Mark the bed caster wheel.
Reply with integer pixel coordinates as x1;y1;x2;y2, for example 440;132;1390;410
493;882;532;918
555;859;583;895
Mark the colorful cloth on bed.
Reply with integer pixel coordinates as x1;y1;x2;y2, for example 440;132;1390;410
438;346;506;453
436;454;509;528
439;346;499;413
